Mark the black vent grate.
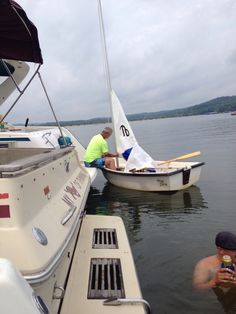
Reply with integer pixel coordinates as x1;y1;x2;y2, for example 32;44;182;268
87;258;125;299
92;228;118;249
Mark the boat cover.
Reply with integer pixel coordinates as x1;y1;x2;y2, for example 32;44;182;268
0;0;43;64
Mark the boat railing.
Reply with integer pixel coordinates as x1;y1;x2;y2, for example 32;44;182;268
0;146;74;177
103;297;152;314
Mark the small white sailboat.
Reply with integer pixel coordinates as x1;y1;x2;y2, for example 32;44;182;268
0;1;149;313
98;1;204;192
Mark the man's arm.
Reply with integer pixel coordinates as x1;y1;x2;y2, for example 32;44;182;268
103;152;119;158
193;260;218;290
193;259;236;290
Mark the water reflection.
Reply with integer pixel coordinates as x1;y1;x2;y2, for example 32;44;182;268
85;183;208;240
76;115;236;313
86;183;207;215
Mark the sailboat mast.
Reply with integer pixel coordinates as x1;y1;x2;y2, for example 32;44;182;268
97;0;119;156
98;0;112;93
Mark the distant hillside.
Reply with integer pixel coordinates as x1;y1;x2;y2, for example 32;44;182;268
42;95;236;126
142;95;236;119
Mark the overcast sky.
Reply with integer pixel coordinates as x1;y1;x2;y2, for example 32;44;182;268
3;0;236;123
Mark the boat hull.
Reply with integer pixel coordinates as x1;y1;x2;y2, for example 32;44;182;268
0;146;91;313
102;161;204;191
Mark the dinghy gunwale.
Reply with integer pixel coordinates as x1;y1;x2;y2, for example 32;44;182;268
102;161;204;177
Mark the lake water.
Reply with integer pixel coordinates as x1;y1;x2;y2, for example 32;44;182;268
68;113;236;313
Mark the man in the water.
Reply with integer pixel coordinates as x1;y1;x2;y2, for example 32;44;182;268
193;231;236;290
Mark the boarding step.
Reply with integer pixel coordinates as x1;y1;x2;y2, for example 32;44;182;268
60;214;148;314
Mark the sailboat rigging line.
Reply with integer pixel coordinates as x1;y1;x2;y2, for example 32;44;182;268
97;0;119;166
37;72;65;142
0;62;41;123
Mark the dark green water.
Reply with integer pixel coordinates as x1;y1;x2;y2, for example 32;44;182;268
68;113;236;313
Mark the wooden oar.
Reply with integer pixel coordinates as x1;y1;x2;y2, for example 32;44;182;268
158;151;201;166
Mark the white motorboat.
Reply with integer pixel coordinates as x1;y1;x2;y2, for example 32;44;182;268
0;1;149;313
0;120;97;184
97;1;204;192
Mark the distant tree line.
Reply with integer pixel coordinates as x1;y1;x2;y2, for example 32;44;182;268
39;95;236;126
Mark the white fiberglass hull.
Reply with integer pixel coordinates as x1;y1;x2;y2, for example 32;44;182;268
102;160;204;192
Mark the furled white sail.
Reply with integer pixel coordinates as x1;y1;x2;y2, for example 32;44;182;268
110;89;155;172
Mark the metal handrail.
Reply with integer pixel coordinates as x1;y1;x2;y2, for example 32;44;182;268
103;297;152;314
61;206;77;225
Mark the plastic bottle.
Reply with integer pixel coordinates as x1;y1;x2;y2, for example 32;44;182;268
221;255;235;271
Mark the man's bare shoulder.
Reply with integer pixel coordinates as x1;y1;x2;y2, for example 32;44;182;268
195;255;219;269
193;255;220;289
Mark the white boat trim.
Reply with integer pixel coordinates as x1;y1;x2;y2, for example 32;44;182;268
0;60;30;106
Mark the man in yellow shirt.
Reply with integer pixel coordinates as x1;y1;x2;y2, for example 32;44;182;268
84;127;118;170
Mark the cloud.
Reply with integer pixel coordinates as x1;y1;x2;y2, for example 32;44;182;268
3;0;236;123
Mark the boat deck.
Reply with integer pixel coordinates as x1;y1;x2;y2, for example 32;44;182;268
60;215;147;314
0;146;73;177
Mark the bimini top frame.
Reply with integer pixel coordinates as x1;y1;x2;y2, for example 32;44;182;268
0;0;66;144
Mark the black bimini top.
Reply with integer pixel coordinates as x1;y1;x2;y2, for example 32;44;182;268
0;0;43;64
